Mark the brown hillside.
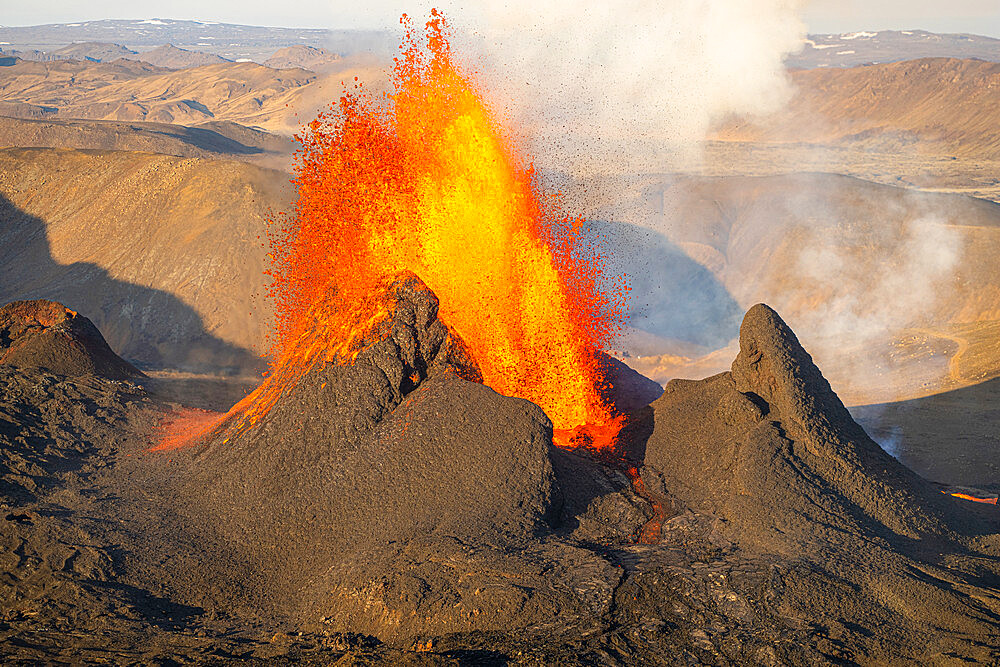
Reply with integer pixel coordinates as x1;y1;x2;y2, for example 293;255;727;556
0;116;294;166
715;58;1000;158
265;45;341;72
128;44;230;69
0;58;167;101
0;147;292;372
0;58;315;126
52;42;136;62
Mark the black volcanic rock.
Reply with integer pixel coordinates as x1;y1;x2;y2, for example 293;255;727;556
9;285;1000;662
0;299;142;381
645;303;973;548
175;274;567;631
0;302;151;500
642;303;1000;660
596;351;663;413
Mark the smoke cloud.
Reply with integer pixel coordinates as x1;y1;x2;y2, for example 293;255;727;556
431;0;807;173
793;212;963;347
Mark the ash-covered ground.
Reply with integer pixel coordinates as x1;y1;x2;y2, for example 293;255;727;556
1;284;999;665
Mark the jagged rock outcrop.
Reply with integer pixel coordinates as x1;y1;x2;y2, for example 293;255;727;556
644;303;974;549
642;303;1000;661
0;300;142;381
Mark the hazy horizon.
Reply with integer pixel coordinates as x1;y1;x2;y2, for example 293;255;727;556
2;1;998;39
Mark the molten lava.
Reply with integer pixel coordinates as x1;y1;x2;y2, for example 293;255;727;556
950;492;999;505
157;11;626;451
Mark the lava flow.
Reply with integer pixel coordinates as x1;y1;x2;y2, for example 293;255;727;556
156;10;627;451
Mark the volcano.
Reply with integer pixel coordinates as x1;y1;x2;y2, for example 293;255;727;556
127;15;1000;661
97;275;995;662
3;12;1000;665
1;282;998;662
0;299;142;380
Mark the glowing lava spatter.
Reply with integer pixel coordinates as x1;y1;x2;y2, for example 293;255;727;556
950;492;999;505
156;11;627;451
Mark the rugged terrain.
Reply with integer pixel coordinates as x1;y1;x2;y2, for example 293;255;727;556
0;116;294;165
716;57;1000;160
0;17;999;664
0;58;315;127
0;53;385;134
0;147;291;373
126;44;231;69
1;286;998;664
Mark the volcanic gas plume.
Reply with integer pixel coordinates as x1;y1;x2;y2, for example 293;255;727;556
157;12;627;451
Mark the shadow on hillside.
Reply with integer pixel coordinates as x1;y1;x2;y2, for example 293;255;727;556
0;191;741;389
851;377;1000;493
0;192;264;377
582;219;743;350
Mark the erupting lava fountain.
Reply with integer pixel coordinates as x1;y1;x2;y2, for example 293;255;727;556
159;11;630;452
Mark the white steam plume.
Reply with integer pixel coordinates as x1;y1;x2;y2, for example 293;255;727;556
398;0;807;173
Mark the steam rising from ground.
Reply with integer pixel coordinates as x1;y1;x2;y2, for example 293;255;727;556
784;205;965;403
408;0;807;173
615;174;975;407
794;213;963;347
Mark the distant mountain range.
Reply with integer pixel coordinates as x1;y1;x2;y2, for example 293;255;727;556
0;18;394;62
788;30;1000;68
3;20;1000;70
714;57;1000;159
0;40;346;71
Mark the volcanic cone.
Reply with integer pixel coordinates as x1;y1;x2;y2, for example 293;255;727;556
642;303;1000;655
174;273;566;628
0;299;142;381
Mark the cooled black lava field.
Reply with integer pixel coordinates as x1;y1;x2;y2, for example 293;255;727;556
2;281;999;665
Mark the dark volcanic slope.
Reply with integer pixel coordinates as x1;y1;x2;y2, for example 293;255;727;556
643;304;1000;662
2;282;999;663
123;278;1000;662
168;275;569;637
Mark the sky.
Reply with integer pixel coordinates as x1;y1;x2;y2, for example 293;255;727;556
2;0;999;37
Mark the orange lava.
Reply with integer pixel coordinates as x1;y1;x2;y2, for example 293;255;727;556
950;492;999;505
627;466;668;544
156;11;626;451
151;408;225;452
